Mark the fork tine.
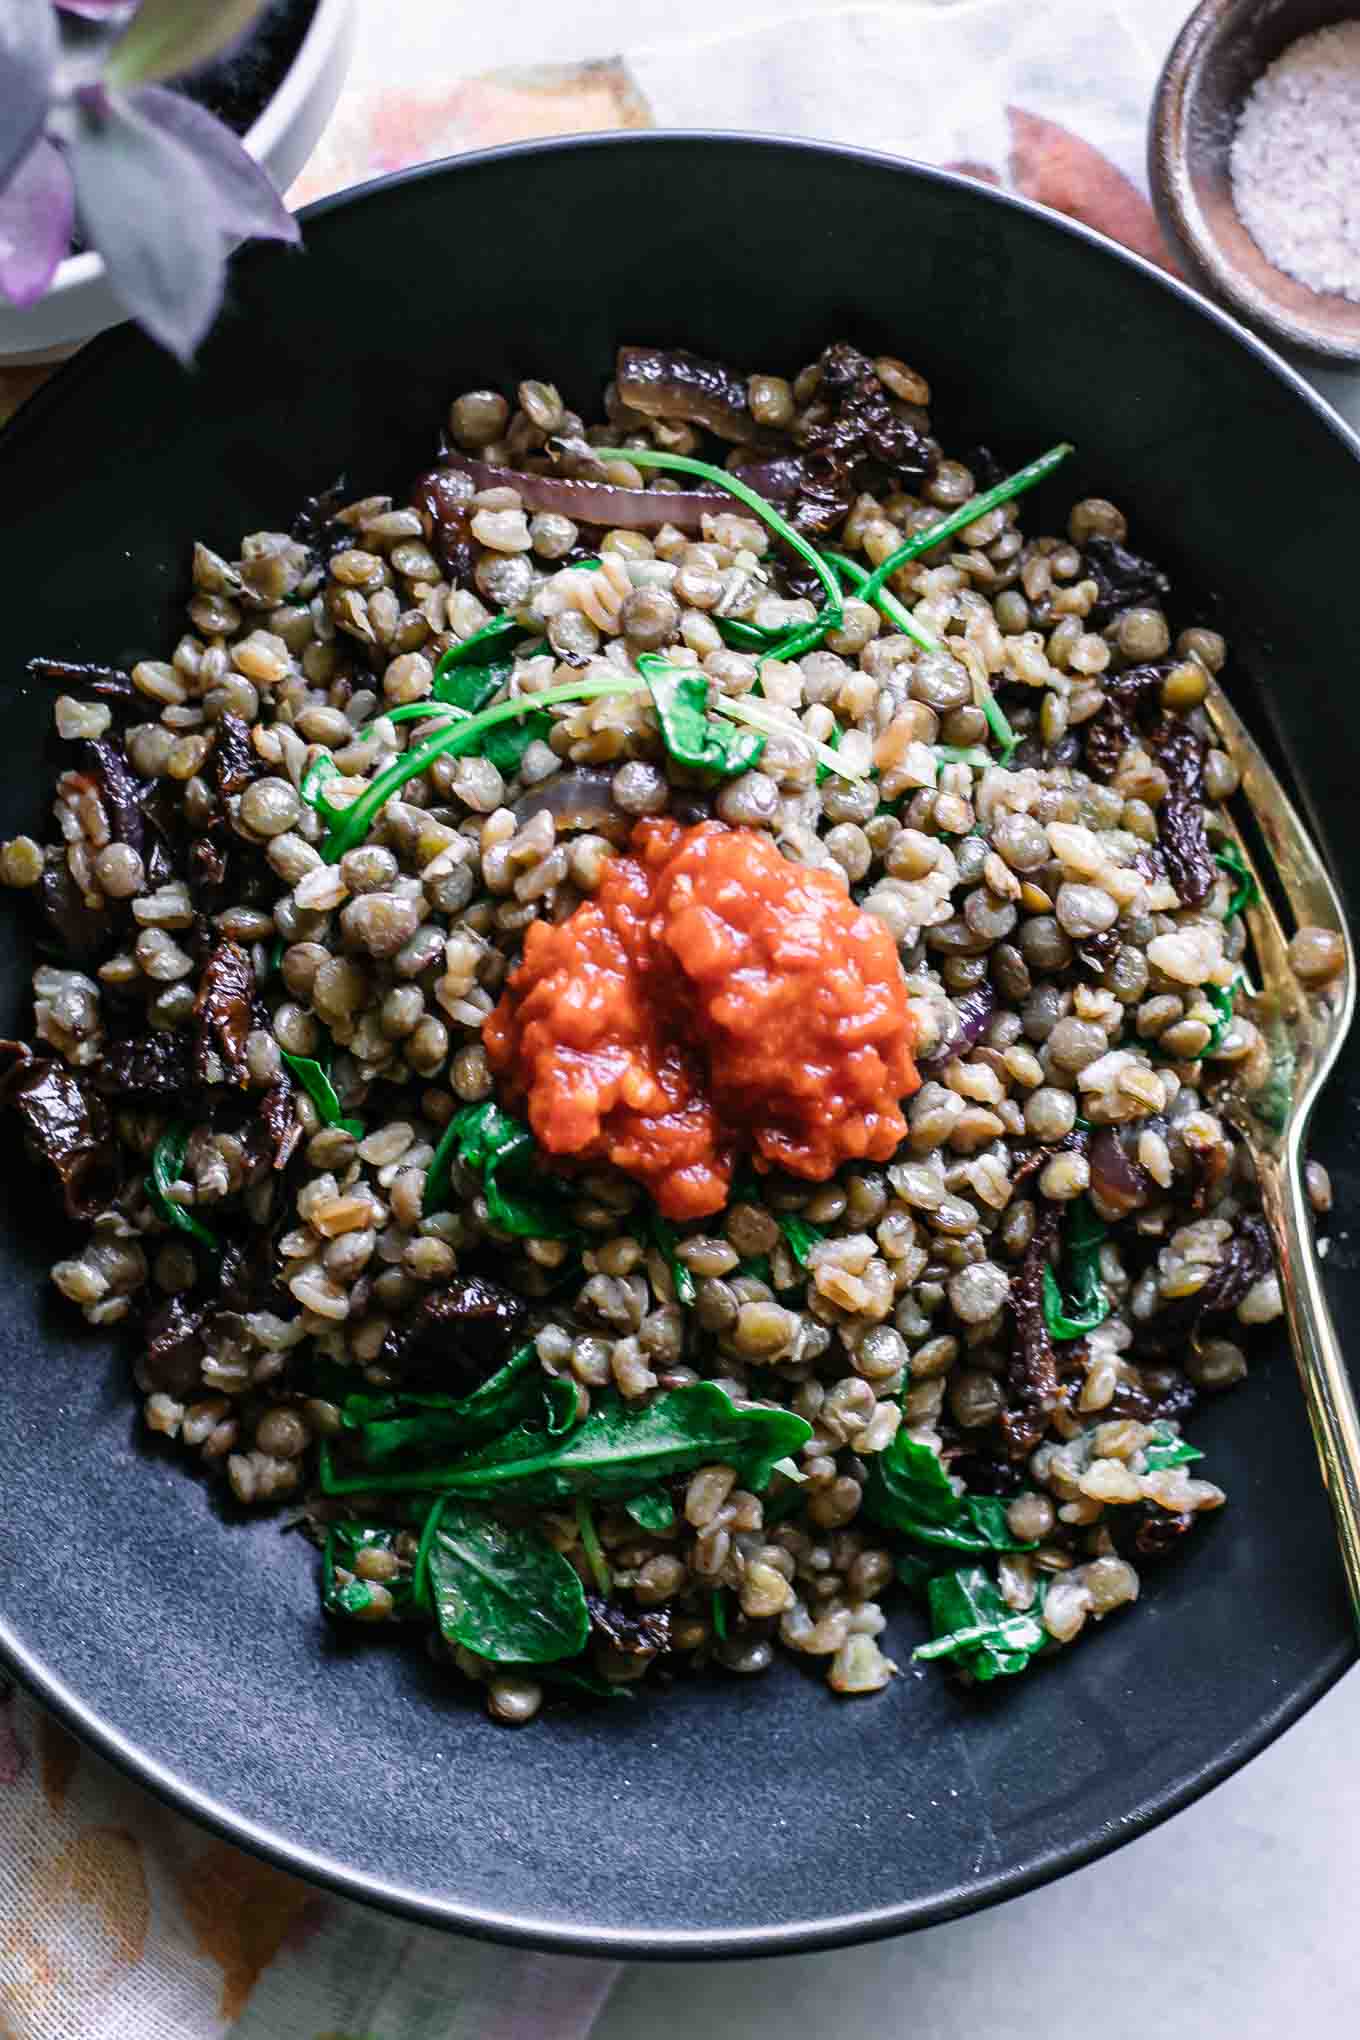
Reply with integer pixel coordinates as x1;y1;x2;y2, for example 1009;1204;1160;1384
1210;813;1296;1005
1202;676;1351;945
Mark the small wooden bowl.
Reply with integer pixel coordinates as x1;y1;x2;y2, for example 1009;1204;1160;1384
1150;0;1360;361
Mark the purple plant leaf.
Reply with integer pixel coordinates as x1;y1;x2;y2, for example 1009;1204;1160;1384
1;0;59;190
130;86;299;245
56;3;137;18
0;137;75;307
68;88;227;362
103;0;270;88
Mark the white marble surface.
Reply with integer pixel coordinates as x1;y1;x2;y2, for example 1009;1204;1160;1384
597;1668;1360;2038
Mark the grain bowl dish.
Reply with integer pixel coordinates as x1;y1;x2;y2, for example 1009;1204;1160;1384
1;340;1342;1727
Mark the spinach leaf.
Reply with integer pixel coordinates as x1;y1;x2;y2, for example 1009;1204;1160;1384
433;658;513;714
279;1047;364;1138
328;1349;579;1486
1200;976;1241;1058
481;710;551;777
624;1487;676;1533
340;1342;538;1430
322;1381;811;1503
645;1208;695;1305
637;654;765;778
780;1215;825;1268
146;1123;218;1250
432;613;533;686
1042;1195;1111;1341
575;1497;613;1595
913;1566;1049;1681
424;1098;577;1238
423;1499;590;1664
322;1521;416;1620
863;1430;1036;1554
1143;1420;1204;1472
1214;840;1260;921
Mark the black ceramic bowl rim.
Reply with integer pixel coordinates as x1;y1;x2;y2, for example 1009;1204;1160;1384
2;130;1357;1959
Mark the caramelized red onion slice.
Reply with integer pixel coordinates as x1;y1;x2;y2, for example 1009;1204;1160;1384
615;344;759;444
440;453;721;532
511;768;628;838
1088;1125;1153;1218
917;983;996;1076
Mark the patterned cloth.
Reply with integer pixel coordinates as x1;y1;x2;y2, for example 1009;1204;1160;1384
0;1;1221;2032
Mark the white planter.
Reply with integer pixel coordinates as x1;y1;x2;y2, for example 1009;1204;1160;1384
0;0;357;364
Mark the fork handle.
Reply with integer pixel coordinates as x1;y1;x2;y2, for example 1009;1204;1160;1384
1256;1143;1360;1633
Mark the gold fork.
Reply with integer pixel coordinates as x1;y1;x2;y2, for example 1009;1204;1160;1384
1201;678;1360;1627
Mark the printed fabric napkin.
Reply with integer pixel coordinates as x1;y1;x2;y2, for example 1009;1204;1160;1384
1;2;1202;2033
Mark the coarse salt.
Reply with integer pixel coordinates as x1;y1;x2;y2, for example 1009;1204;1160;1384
1230;21;1360;302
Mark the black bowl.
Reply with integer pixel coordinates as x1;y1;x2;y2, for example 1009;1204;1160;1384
1;133;1357;1958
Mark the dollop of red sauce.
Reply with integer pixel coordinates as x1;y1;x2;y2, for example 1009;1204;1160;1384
483;819;920;1219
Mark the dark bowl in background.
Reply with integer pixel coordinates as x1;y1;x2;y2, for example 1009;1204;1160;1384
1;133;1358;1958
1150;0;1360;360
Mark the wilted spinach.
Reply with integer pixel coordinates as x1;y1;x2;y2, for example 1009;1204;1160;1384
147;1122;218;1251
1143;1421;1205;1472
482;711;552;776
421;1499;590;1664
322;1522;417;1620
637;654;765;777
278;1048;363;1138
645;1208;696;1305
779;1215;825;1268
913;1566;1049;1681
863;1430;1036;1555
624;1487;676;1533
322;1380;810;1504
1214;840;1260;922
423;1098;577;1238
575;1498;613;1596
1041;1196;1111;1341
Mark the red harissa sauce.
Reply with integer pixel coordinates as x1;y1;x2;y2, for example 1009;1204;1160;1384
484;819;921;1219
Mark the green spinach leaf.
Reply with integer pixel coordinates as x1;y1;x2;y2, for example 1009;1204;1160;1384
1143;1420;1204;1472
779;1215;825;1268
481;710;552;777
645;1208;695;1306
624;1487;676;1533
423;1099;577;1238
1214;840;1260;921
146;1123;218;1250
322;1381;811;1503
328;1348;580;1485
637;654;765;777
432;613;532;686
279;1048;364;1138
575;1497;613;1595
433;657;513;714
913;1565;1049;1681
322;1522;417;1620
423;1499;590;1664
863;1430;1036;1554
1042;1195;1111;1341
